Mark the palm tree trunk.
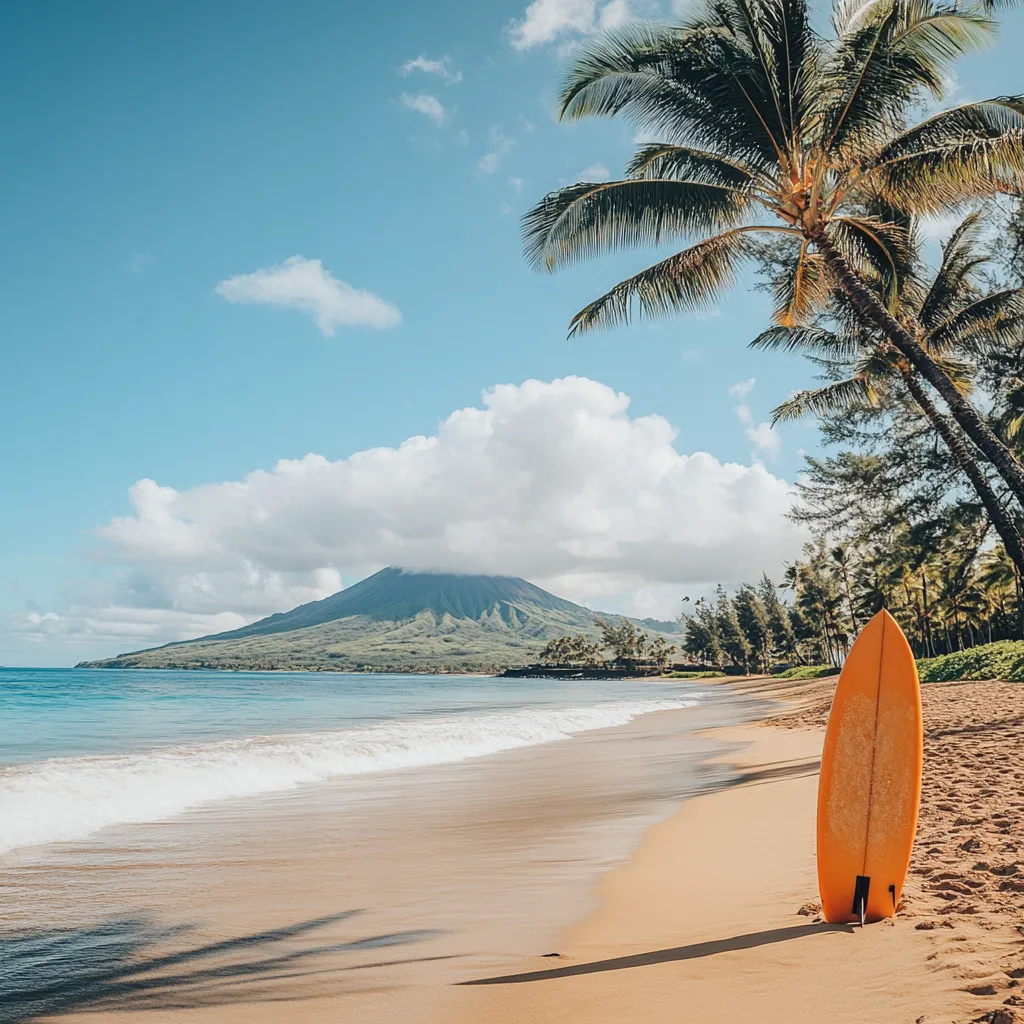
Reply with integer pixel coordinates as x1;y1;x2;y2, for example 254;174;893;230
901;580;919;654
814;232;1024;508
902;372;1024;575
921;570;934;656
841;565;858;638
1016;565;1024;640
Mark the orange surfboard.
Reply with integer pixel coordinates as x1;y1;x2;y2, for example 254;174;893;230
817;608;923;924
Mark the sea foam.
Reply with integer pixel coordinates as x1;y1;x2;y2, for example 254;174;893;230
0;697;695;854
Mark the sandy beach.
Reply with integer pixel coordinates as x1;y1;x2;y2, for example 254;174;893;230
4;676;1023;1024
440;676;1024;1024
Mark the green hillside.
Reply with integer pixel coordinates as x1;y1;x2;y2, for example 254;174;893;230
77;568;682;673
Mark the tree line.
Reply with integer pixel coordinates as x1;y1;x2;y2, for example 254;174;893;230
541;618;677;670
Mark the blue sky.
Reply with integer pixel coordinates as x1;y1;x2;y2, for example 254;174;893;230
2;0;1022;665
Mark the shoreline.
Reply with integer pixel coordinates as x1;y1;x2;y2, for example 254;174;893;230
1;685;759;1023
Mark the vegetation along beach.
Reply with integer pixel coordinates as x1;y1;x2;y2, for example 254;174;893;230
4;0;1024;1020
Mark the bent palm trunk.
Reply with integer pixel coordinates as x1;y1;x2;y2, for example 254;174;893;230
813;232;1024;510
902;371;1024;576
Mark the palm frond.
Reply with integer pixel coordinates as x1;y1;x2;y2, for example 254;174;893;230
819;1;995;158
929;288;1024;353
867;97;1024;212
750;324;862;356
567;228;763;335
558;23;790;169
522;178;753;271
828;215;911;303
771;241;833;324
626;143;760;187
771;375;879;423
727;0;821;145
558;23;695;120
917;210;987;329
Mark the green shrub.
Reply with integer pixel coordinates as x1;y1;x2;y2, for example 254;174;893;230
771;664;840;680
916;640;1024;682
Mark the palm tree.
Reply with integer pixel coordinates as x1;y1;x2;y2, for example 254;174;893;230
758;213;1024;571
524;0;1024;504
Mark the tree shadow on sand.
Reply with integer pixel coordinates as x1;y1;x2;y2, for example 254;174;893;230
460;921;854;985
0;910;450;1022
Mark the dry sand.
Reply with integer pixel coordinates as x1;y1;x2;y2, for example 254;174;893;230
439;676;1024;1024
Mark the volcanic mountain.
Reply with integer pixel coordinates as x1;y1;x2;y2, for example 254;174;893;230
79;567;682;673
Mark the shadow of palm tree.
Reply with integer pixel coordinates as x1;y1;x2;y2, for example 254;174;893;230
1;911;449;1022
459;921;854;985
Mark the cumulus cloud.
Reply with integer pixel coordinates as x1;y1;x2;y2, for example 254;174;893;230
730;378;780;460
478;127;516;174
16;378;806;651
215;256;401;336
508;0;632;49
400;92;451;125
399;55;462;84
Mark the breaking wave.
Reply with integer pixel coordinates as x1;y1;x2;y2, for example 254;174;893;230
0;696;696;853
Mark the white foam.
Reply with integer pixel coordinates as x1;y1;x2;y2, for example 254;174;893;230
0;697;696;854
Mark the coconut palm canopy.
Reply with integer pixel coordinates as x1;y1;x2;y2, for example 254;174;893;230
524;0;1024;508
525;0;1023;334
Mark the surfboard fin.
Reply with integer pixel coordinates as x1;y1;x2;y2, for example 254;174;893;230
852;875;871;926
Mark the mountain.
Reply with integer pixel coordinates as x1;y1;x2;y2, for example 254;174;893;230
78;567;682;673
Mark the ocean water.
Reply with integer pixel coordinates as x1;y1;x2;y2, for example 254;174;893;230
0;667;712;855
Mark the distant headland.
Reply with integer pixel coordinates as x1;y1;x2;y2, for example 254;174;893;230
76;567;683;674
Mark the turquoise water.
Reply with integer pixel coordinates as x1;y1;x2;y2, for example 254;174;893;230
0;668;713;854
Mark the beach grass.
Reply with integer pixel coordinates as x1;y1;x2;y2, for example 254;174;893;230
916;639;1024;682
771;664;841;680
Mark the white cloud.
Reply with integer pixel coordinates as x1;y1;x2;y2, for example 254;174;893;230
599;0;631;29
19;378;806;649
746;421;781;459
215;256;401;336
579;162;611;181
400;92;451;125
729;378;780;460
399;55;462;84
508;0;633;49
918;212;964;242
728;378;755;401
508;176;524;193
478;127;516;174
